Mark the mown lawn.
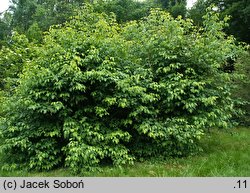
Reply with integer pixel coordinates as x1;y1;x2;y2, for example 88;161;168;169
0;127;249;177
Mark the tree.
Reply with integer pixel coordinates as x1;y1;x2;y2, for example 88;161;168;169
10;0;38;32
217;0;250;43
188;1;250;126
0;20;9;47
8;0;87;42
157;0;187;17
188;0;207;27
0;5;245;173
0;12;12;47
93;0;156;22
232;52;250;125
188;0;250;43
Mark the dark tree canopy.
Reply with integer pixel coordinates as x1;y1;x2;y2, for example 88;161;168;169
189;0;250;43
157;0;187;17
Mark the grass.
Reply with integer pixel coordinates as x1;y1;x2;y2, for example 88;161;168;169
0;127;249;177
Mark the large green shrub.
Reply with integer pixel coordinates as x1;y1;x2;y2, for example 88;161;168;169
0;5;245;172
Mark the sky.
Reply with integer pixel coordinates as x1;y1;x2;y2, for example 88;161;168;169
0;0;197;13
187;0;197;9
0;0;10;13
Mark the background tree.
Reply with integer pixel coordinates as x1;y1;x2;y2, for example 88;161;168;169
188;0;250;125
157;0;187;17
93;0;158;23
0;12;12;47
230;50;250;126
8;0;87;42
188;0;250;43
188;0;207;26
1;0;190;44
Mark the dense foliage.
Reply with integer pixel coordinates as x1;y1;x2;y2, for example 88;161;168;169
157;0;187;18
232;52;250;125
0;0;157;44
188;0;250;125
93;0;155;22
0;5;245;172
188;0;250;43
0;32;33;91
